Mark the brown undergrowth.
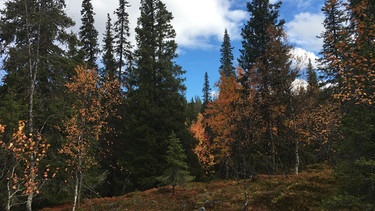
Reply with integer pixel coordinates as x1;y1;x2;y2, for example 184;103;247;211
41;164;335;211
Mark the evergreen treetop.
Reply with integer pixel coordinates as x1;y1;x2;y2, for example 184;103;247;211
219;29;235;77
102;13;117;79
238;0;284;72
114;0;132;84
202;72;211;107
79;0;99;69
317;0;346;87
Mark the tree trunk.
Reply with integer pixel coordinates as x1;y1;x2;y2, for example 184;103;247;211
26;192;34;211
295;139;299;175
290;97;299;175
73;135;83;211
25;0;39;209
6;165;18;211
72;172;79;211
242;155;248;211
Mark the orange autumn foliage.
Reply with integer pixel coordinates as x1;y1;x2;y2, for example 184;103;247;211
1;121;50;198
60;65;121;172
190;113;214;174
334;0;375;105
59;65;121;209
205;74;240;159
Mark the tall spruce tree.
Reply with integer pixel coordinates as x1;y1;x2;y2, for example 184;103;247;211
317;0;346;88
102;13;117;78
79;0;99;69
0;0;74;209
219;29;235;77
202;72;212;108
238;0;284;74
123;0;187;190
238;0;296;174
114;0;133;85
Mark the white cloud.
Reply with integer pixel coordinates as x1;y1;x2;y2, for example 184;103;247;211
290;47;319;70
286;12;325;53
63;0;247;50
165;0;247;48
291;78;308;93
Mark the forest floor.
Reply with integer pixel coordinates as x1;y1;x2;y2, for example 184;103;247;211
41;164;335;211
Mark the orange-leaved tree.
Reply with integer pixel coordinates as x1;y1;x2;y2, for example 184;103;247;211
59;66;121;211
204;73;241;178
0;121;50;211
189;113;214;175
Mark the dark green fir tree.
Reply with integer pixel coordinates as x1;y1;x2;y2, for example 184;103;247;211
123;0;187;190
238;0;284;73
79;0;99;68
317;0;346;88
237;0;296;174
157;132;195;194
219;29;235;77
202;72;212;108
102;13;117;79
114;0;133;85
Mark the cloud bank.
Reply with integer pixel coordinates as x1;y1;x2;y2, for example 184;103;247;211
63;0;247;50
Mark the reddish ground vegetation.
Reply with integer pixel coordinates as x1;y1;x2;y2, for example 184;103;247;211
41;164;334;211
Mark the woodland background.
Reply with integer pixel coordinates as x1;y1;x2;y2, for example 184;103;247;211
0;0;374;210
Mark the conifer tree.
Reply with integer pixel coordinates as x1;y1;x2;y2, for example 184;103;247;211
219;29;235;77
157;132;194;194
318;0;346;87
238;0;296;174
102;13;117;79
114;0;133;85
79;0;99;69
202;72;212;108
307;58;319;95
124;0;187;189
66;31;85;72
238;0;284;74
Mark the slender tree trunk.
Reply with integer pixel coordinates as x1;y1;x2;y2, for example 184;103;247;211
118;19;124;84
269;120;276;174
73;135;83;211
73;172;79;211
290;97;299;175
25;0;40;209
242;155;248;211
6;165;18;211
295;139;299;175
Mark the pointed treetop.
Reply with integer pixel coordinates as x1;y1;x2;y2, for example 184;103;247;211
79;0;99;69
202;72;212;107
219;29;235;77
102;13;116;79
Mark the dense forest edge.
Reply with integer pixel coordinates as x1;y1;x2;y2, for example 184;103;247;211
0;0;374;210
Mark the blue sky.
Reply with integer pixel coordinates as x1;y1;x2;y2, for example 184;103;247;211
0;0;326;100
